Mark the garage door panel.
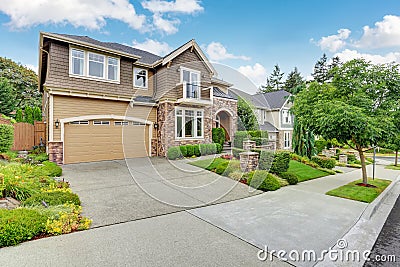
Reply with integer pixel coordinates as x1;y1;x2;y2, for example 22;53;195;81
65;120;149;164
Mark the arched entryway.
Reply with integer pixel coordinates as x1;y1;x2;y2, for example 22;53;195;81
215;109;233;142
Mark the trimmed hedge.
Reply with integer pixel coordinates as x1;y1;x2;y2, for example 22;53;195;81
167;143;222;160
167;147;182;160
247;170;281;191
212;128;225;146
256;150;290;174
234;130;268;148
311;156;336;169
234;131;248;148
23;191;81;207
279;172;299;185
251;137;269;146
232;148;245;158
0;124;14;153
0;208;47;247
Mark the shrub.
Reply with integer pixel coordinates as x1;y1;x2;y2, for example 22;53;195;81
251;137;269;146
279;172;299;185
270;151;290;174
180;145;188;157
0;124;14;153
233;131;249;148
206;143;217;155
167;146;181;160
212;128;225;146
193;145;201;157
223;160;241;176
232;148;245;158
346;154;357;163
248;130;268;138
23;191;81;206
186;145;195;157
215;161;229;175
0;208;47;247
247;170;281;191
215;143;223;154
314;140;328;153
258;150;275;171
311;156;336;169
228;171;244;181
28;153;49;163
41;161;62;177
199;144;208;156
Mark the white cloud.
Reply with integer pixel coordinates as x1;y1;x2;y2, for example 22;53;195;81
132;38;172;56
152;13;179;34
356;15;400;49
317;28;351;52
0;0;146;30
334;49;400;64
238;63;267;87
141;0;203;14
206;42;250;61
25;64;38;74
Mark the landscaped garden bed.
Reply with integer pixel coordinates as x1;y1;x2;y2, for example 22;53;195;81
0;154;91;248
326;178;392;203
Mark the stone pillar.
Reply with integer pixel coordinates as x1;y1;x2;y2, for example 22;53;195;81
243;140;256;151
48;141;63;165
239;151;259;172
339;154;348;164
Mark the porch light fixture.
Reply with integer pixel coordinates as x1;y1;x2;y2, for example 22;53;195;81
55;119;60;129
154;123;159;129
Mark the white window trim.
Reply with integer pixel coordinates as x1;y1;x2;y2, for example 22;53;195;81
282;108;292;125
175;107;204;139
93;120;110;125
114;121;129;126
133;67;148;89
69;46;120;84
69;121;89;125
180;67;201;99
284;131;290;149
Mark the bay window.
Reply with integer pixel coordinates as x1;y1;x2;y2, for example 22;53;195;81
176;108;203;138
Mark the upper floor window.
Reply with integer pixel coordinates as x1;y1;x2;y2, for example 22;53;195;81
69;48;119;82
282;109;292;124
181;68;200;99
134;68;148;89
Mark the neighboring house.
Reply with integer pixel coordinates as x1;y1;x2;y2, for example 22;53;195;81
39;32;237;164
230;89;294;150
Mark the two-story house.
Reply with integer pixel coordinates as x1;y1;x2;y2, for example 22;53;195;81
230;89;293;150
39;32;237;164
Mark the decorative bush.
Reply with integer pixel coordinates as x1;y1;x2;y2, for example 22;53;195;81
167;146;181;160
179;145;188;157
247;170;281;191
206;143;217;155
186;145;195;157
258;150;275;171
232;148;245;158
193;145;201;157
346;154;357;163
250;137;269;146
228;171;244;181
223;160;241;176
42;161;62;177
215;161;229;175
233;131;249;148
248;130;268;138
23;191;81;206
0;124;14;153
314;140;328;153
311;156;336;169
215;143;223;154
279;172;299;185
0;208;47;247
271;151;291;174
212;128;225;146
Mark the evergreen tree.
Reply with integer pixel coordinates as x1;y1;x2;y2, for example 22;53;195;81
284;67;305;94
0;78;15;116
292;117;316;158
33;106;42;122
312;54;329;83
260;64;284;93
237;97;258;131
24;106;34;125
15;108;23;122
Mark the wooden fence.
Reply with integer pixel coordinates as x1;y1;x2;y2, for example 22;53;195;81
0;120;46;151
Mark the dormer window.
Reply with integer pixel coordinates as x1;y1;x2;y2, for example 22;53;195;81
69;47;120;82
134;68;148;89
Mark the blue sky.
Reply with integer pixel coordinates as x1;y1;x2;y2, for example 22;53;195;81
0;0;399;93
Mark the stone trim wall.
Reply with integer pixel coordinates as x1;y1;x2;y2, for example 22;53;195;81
212;97;238;140
151;139;158;156
48;141;63;165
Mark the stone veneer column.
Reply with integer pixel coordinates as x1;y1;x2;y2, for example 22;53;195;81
239;151;259;172
48;141;63;165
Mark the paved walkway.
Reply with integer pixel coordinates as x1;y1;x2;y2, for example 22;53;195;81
0;161;398;266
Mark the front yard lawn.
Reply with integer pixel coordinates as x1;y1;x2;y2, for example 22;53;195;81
189;157;228;171
385;165;400;171
287;160;329;182
326;178;391;203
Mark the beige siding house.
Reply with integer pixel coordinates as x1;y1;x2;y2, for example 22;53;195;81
39;32;237;164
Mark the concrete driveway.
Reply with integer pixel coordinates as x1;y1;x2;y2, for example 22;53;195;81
63;156;261;227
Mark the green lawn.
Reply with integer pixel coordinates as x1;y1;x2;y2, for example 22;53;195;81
287;160;329;182
189;158;228;171
385;165;400;171
326;178;391;203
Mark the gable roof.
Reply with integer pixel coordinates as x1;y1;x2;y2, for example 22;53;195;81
213;87;237;100
259;122;278;132
42;32;162;65
161;39;217;75
229;88;291;110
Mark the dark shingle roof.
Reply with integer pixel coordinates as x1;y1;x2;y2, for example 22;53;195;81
132;96;156;103
254;90;291;109
213;87;237;100
49;33;162;65
259;122;278;132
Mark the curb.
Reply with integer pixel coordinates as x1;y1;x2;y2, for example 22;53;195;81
361;174;400;220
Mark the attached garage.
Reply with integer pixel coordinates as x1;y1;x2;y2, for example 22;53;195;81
62;116;152;164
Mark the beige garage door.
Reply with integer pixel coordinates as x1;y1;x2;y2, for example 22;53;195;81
64;120;149;164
